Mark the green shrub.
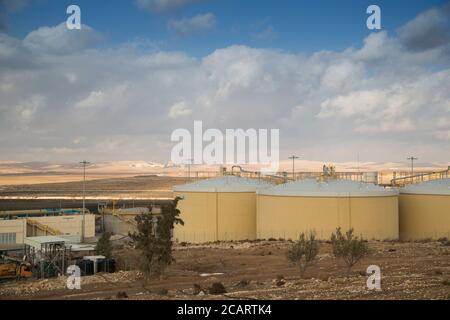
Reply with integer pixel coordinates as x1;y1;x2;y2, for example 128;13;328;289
95;232;113;258
286;232;319;278
209;282;227;295
330;227;369;273
129;197;184;281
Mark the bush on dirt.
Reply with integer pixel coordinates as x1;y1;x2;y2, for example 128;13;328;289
116;291;128;299
330;227;369;273
209;282;227;295
286;232;319;278
438;237;450;246
95;232;113;258
129;197;184;281
238;279;250;287
157;288;169;295
193;283;203;295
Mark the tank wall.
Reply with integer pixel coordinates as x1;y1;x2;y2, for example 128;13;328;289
350;197;399;240
218;193;256;241
257;195;398;240
399;194;450;240
173;192;217;243
173;191;257;243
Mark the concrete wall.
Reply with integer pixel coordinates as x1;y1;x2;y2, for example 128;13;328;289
1;214;95;244
32;215;95;238
399;194;450;240
103;215;137;236
174;191;257;243
0;219;26;244
257;195;399;241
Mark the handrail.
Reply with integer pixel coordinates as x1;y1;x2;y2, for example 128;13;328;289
391;166;450;186
26;219;62;235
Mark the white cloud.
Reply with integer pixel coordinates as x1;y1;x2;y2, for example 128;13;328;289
1;6;450;163
433;130;450;141
355;119;415;133
397;4;450;52
23;22;102;54
74;91;105;109
168;13;216;36
73;84;129;109
17;95;44;120
168;101;192;118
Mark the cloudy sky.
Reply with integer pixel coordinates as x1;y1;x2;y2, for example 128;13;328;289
0;0;449;164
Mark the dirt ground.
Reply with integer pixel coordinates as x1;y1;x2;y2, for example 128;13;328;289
1;240;449;300
0;176;189;199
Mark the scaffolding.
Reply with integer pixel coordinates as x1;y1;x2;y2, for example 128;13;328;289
24;236;70;278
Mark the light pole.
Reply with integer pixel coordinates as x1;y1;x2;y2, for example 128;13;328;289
288;155;300;180
80;160;90;242
187;158;194;181
407;156;417;183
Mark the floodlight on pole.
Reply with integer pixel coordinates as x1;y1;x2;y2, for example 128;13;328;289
80;160;90;242
187;158;194;181
407;156;418;176
407;156;418;184
288;155;300;180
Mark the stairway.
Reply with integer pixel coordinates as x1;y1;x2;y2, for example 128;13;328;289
26;219;63;236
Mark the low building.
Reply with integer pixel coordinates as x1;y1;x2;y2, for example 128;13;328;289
0;209;95;245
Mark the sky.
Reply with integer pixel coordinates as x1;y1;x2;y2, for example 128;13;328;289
0;0;449;164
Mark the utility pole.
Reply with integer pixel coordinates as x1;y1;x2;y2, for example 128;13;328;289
407;156;418;183
288;155;300;180
187;158;194;181
80;160;90;242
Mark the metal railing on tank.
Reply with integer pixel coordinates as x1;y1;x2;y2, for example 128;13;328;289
391;166;450;187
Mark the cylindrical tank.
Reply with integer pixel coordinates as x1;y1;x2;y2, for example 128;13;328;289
257;179;399;240
173;176;273;243
399;178;450;241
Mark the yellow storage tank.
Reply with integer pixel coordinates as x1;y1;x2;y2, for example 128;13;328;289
257;179;399;240
399;179;450;241
174;176;273;243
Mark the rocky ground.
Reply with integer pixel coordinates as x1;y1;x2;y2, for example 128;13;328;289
0;240;449;300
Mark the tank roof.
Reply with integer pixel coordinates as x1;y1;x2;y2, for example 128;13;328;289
401;178;450;195
258;179;398;197
173;176;273;193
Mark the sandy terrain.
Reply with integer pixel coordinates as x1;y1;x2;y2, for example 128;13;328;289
0;176;189;200
0;160;447;186
1;240;449;300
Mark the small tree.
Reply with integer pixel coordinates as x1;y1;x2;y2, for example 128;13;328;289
286;232;319;278
95;232;113;258
129;197;184;281
330;227;369;273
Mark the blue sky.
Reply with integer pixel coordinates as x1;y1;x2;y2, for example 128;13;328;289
1;0;450;164
6;0;448;56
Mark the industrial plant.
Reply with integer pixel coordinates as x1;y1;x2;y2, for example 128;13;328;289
0;162;448;300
